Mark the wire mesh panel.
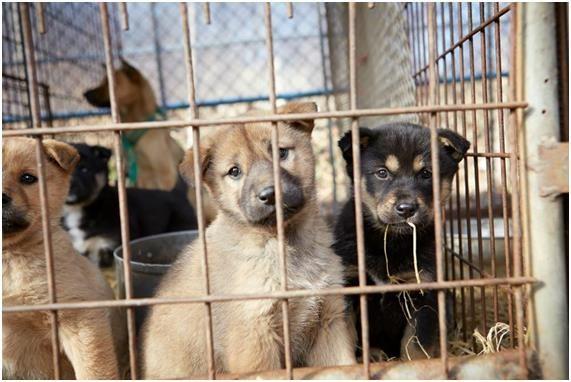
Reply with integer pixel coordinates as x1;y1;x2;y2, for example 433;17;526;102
1;2;540;380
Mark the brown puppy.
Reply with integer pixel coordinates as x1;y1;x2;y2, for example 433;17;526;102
2;138;127;379
83;59;218;224
139;102;356;378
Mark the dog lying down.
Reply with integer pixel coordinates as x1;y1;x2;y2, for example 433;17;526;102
2;137;127;379
62;143;198;267
140;102;356;378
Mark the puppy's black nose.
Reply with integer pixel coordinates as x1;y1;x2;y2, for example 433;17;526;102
395;202;418;218
2;193;11;206
258;186;275;205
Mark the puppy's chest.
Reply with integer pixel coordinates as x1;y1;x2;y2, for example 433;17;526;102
62;206;114;258
224;239;329;318
231;240;330;292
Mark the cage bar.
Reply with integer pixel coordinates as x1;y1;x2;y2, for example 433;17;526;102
203;3;211;25
119;3;129;31
19;4;61;378
348;3;370;378
492;1;515;345
263;3;294;378
3;277;536;314
1;102;527;138
179;3;216;378
35;3;45;34
287;3;293;19
99;4;138;378
427;3;449;374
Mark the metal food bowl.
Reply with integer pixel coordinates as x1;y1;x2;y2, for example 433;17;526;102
113;230;198;330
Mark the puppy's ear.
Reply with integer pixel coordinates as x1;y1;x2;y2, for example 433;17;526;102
278;102;317;134
92;146;112;163
338;127;374;163
120;58;142;83
438;129;470;162
179;142;213;188
43;140;80;173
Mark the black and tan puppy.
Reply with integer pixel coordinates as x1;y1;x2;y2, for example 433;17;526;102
140;102;356;378
2;137;127;379
334;122;469;360
63;143;197;267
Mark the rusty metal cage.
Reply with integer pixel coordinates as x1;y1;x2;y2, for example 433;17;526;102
2;2;568;380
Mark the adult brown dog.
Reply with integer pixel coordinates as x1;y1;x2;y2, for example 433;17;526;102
2;138;127;379
83;59;218;223
139;102;356;378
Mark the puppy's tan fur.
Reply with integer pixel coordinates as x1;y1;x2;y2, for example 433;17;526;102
87;61;218;223
140;102;356;378
2;138;127;379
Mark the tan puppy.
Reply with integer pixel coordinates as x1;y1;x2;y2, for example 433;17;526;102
2;138;127;379
140;102;356;379
84;59;218;224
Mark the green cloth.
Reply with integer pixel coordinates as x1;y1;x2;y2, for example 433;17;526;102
122;108;167;185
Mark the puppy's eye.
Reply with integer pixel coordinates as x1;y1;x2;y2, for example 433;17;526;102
279;148;289;161
20;173;38;185
227;166;242;179
79;165;89;173
375;167;389;179
420;168;432;179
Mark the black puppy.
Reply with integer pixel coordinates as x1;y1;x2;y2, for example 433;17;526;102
334;122;469;360
62;143;197;267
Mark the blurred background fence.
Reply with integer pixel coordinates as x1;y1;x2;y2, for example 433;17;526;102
1;2;511;215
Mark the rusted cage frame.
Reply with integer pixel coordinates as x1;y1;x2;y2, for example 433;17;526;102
2;2;533;380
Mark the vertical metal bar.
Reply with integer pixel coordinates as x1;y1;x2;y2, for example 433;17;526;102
35;3;45;34
439;2;456;327
203;3;211;25
420;4;430;109
317;3;338;215
437;5;450;287
286;3;293;19
180;3;216;379
412;4;423;103
492;2;514;346
99;4;138;379
151;3;168;110
348;3;370;378
427;4;448;375
457;3;477;350
119;3;129;31
263;3;293;378
20;4;61;378
448;3;468;343
16;2;33;130
466;3;488;335
478;3;499;324
405;6;415;100
509;3;528;375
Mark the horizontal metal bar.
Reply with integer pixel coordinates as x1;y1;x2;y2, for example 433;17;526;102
2;101;529;137
2;89;337;124
413;70;510;83
3;276;536;314
413;5;511;77
218;349;536;380
465;152;512;158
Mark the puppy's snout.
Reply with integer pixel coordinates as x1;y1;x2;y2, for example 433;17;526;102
257;186;275;205
3;193;12;206
395;202;418;218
